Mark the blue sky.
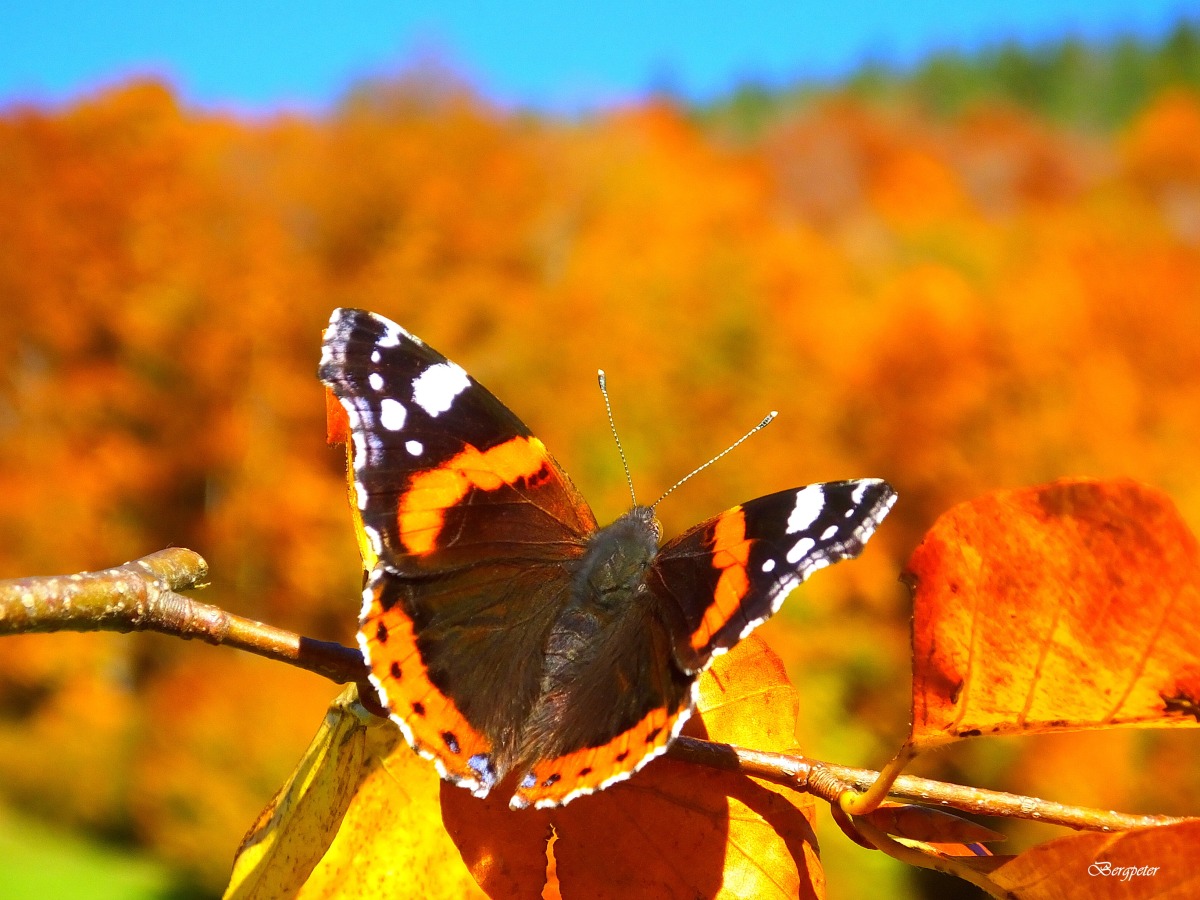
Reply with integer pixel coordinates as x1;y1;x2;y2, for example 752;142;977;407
1;1;1197;113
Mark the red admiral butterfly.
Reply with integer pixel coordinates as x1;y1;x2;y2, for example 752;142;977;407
319;308;895;808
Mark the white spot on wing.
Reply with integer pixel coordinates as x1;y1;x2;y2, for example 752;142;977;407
359;576;378;622
761;558;776;573
786;536;816;564
852;479;880;505
805;558;831;578
369;372;384;391
413;362;470;417
787;485;825;534
371;350;381;364
380;398;407;431
406;439;423;456
368;312;422;347
774;576;801;603
362;525;383;556
820;524;838;540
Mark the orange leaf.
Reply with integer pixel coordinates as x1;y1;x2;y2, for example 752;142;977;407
441;634;825;899
990;821;1200;899
907;478;1200;746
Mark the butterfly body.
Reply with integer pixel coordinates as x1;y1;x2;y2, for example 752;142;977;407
319;308;896;808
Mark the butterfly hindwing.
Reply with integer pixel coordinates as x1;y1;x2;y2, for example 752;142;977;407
510;480;898;805
508;591;696;808
361;559;587;795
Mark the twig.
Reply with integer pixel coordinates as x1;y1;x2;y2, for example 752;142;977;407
667;736;1193;832
2;550;1194;837
0;549;366;686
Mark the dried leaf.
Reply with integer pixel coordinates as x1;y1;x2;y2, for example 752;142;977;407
225;686;371;900
325;386;351;446
991;820;1200;898
294;712;484;899
906;478;1200;746
864;802;1005;845
892;838;1004;872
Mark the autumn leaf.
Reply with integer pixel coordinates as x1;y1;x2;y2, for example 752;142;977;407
990;820;1200;899
860;802;1005;848
324;385;378;571
292;718;485;898
225;685;483;900
225;687;370;900
906;478;1200;747
832;799;1005;864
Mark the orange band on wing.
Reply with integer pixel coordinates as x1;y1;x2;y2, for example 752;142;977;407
513;703;679;807
398;436;549;556
689;507;751;651
363;582;493;786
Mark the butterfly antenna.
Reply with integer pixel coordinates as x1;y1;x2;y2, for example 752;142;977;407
598;370;637;506
651;410;778;510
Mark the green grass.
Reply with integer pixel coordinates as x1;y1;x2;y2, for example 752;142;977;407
0;804;195;900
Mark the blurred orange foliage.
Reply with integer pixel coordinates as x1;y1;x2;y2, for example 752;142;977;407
1;78;1199;889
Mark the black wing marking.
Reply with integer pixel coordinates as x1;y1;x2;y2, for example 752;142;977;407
649;479;896;673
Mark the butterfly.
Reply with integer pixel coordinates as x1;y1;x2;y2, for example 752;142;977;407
319;308;895;808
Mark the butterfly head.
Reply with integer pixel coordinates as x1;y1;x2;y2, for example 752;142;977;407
577;505;662;609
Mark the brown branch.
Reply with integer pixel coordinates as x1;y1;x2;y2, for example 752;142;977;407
0;549;366;685
667;735;1194;833
2;550;1195;838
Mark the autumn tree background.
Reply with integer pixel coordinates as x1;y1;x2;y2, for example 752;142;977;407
2;25;1200;898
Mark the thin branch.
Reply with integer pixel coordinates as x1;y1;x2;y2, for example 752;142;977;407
667;735;1194;833
0;549;366;686
0;548;209;628
2;550;1195;837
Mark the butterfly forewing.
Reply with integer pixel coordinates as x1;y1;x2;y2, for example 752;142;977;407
319;309;597;570
649;479;897;673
